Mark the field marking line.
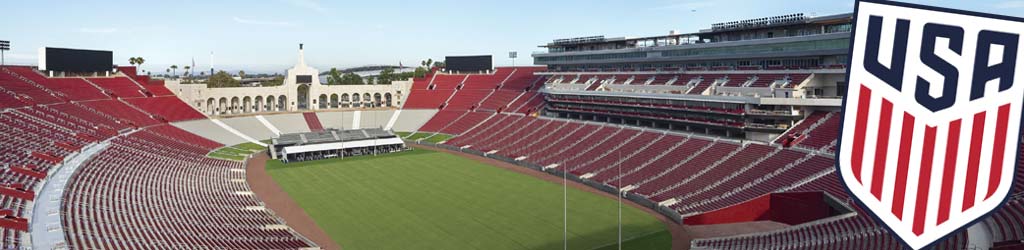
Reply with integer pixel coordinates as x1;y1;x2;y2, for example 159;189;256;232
256;115;282;136
385;110;401;130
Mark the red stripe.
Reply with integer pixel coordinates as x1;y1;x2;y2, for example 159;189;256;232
892;112;915;220
963;111;987;211
987;104;1011;199
914;126;937;236
851;85;873;183
937;119;962;225
871;99;894;199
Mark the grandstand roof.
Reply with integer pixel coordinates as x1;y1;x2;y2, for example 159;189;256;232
272;128;396;146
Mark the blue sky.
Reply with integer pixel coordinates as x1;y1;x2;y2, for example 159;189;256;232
1;0;1022;74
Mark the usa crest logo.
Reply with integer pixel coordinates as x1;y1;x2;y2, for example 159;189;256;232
839;0;1023;249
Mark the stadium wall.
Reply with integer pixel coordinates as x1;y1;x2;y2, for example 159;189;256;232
682;192;830;226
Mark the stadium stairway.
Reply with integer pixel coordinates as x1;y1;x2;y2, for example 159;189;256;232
303;112;325;132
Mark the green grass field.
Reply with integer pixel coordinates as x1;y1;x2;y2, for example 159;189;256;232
266;149;670;250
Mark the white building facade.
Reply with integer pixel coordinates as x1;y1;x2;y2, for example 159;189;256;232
167;45;412;115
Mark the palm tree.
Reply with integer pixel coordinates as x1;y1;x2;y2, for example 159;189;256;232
184;66;191;78
136;57;145;73
166;68;170;77
170;65;178;77
129;57;137;67
238;70;246;79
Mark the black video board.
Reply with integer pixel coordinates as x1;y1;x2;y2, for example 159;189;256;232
445;55;492;72
45;47;113;72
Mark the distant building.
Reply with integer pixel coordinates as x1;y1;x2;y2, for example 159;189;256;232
168;45;412;115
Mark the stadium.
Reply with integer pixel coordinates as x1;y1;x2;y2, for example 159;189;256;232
0;4;1023;250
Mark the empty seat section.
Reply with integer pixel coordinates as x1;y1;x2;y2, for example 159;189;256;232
0;91;26;109
49;103;131;132
37;78;108;101
722;74;751;87
403;89;455;109
774;112;829;144
124;96;206;122
85;77;147;98
477;90;522;111
651;144;775;202
786;74;811;87
0;67;61;105
570;132;659;175
594;135;688;184
412;75;433;90
147;124;224;150
632;142;737;198
471;118;542;152
648;75;675;85
80;100;160;126
502;120;580;158
795;113;840;150
534;125;616;166
431;74;466;90
672;149;809;213
140;81;176;96
462;69;513;89
444;114;512;146
62;129;314;249
748;74;782;87
439;112;491;135
500;67;545;90
445;90;490;110
508;92;544;114
558;128;637;172
491;119;558;153
417;110;464;133
685;78;712;94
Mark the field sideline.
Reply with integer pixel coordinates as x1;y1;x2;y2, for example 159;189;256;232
265;148;671;250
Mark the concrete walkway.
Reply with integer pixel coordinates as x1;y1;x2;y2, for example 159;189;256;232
31;138;113;249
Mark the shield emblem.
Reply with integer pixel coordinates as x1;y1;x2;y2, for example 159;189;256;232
839;0;1023;249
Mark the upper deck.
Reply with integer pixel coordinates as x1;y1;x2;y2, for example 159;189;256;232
533;13;853;67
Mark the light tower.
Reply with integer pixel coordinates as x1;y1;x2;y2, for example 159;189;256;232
0;40;9;66
509;51;517;67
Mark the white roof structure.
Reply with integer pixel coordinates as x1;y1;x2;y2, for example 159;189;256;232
280;137;404;155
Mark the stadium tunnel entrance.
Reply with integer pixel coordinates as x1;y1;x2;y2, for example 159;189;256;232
297;84;310;110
